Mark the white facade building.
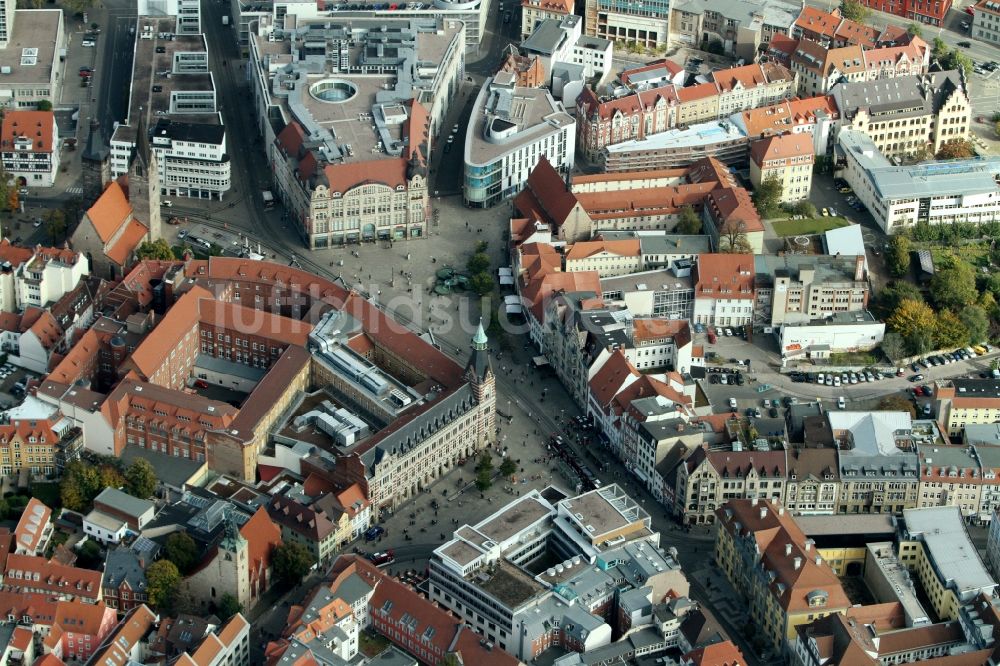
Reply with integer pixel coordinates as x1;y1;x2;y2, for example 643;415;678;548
463;75;575;208
112;19;228;200
138;0;201;33
150;119;230;200
838;129;1000;233
13;247;88;310
83;510;128;544
779;311;885;359
1;110;60;187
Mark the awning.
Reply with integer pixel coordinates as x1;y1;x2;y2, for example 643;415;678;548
499;276;514;285
532;355;549;367
505;304;523;314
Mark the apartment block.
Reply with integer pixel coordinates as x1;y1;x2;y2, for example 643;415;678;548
732;95;838;154
830;411;921;515
692;254;756;327
521;0;574;41
831;70;970;161
936;379;1000;437
715;499;851;651
676;448;787;525
712;63;797;117
838;130;1000;233
785;448;840;515
898;507;996;621
750;132;815;203
1;110;59;187
670;0;801;62
251;17;464;248
972;0;1000;45
464;75;575;208
584;0;671;48
0;10;65;109
429;485;689;661
754;254;868;327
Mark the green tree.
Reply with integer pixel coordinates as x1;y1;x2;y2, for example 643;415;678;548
878;394;916;418
839;0;871;23
995;120;1000;139
475;452;494;491
936;139;976;160
98;465;125;490
60;460;101;512
36;99;52;111
792;200;818;218
874;281;923;319
469;272;493;296
44;208;66;244
906;23;923;36
0;163;9;216
217;593;242;622
439;655;463;666
886;236;912;277
880;331;906;362
932;37;950;61
676;205;702;234
124;459;157;498
146;560;181;610
887;298;937;341
164;532;199;574
77;540;103;568
930;255;977;310
273;542;313;587
0;497;8;520
934;309;971;348
499;457;518;477
466;252;490;274
960;305;990;344
751;175;782;218
135;238;177;260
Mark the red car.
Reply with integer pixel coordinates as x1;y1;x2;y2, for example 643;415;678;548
193;379;209;388
966;6;975;15
913;386;924;397
370;550;395;567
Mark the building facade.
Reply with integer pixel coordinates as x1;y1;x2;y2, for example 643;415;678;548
463;76;575;208
972;0;1000;45
749;132;815;203
1;110;60;187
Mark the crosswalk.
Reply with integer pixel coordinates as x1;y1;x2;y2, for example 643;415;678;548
64;186;83;195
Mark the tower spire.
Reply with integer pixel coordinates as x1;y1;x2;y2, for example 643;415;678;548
472;318;488;351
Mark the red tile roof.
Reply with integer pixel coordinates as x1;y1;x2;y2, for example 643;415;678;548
88;605;158;666
683;640;747;665
712;64;768;92
3;553;102;601
124;285;209;379
676;82;720;103
240;507;282;593
513;157;580;229
565;239;641;261
0;237;35;267
750;132;815;165
276;122;306;158
589;351;640;408
1;110;55;153
795;6;842;39
619;58;684;86
13;497;52;555
695;254;756;299
105;219;149;267
85;182;133;244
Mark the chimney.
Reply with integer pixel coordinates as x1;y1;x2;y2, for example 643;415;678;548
794;557;802;570
815;555;822;565
760;507;767;519
785;543;792;556
751;497;759;506
804;540;812;552
854;254;865;281
778;507;785;516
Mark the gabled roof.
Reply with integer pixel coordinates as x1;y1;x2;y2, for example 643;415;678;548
565;239;641;261
676;82;719;103
514;156;579;228
13;497;51;554
589;350;640;408
87;604;158;666
3;553;103;600
794;6;841;39
105;219;149;267
85;182;133;244
712;64;768;92
239;507;282;583
695;254;756;298
1;110;55;153
684;640;747;665
750;132;814;165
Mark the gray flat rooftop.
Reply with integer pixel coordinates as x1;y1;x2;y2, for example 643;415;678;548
903;506;996;598
121;445;207;489
673;0;800;26
604;120;747;154
0;10;62;86
117;16;218;145
795;513;895;537
477;559;546;608
559;485;647;541
477;495;553;543
597;231;712;256
466;79;574;166
600;268;694;295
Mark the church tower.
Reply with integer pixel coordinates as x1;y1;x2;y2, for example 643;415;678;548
80;118;110;206
215;511;250;609
128;116;163;241
464;319;496;442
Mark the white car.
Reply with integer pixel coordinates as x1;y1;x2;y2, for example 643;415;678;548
728;398;738;410
833;376;842;386
817;373;825;385
838;396;846;409
82;39;95;47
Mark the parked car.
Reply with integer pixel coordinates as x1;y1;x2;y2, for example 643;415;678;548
728;398;738;410
909;374;924;382
837;396;846;409
370;550;395;566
